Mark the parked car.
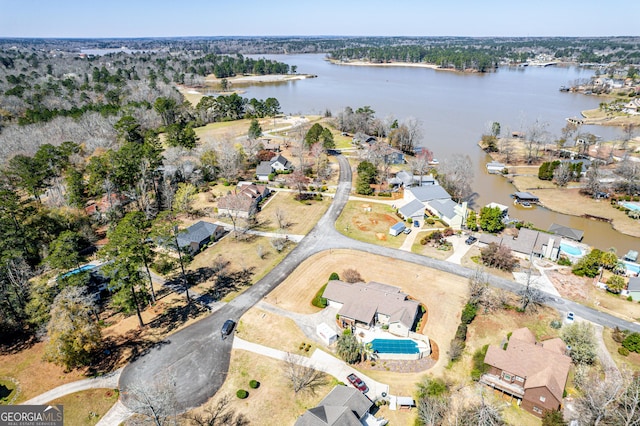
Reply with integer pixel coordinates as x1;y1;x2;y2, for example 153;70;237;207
221;319;236;338
413;220;420;228
403;228;412;235
565;312;575;323
465;236;478;245
347;373;368;393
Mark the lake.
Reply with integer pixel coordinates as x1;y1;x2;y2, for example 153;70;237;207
239;54;637;254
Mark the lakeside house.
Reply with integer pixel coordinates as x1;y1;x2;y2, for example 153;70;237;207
401;185;467;229
477;228;560;261
481;328;571;417
548;223;584;242
322;280;420;338
389;171;436;188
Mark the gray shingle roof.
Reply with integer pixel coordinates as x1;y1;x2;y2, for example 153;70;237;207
629;277;640;293
407;185;451;202
176;221;219;248
548;223;584;241
295;386;372;425
428;198;458;219
256;161;273;176
399;199;425;218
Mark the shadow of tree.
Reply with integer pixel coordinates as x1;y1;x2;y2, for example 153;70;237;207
147;303;208;335
206;268;255;301
0;332;37;355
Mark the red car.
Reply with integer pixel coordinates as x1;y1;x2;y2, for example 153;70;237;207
347;373;368;393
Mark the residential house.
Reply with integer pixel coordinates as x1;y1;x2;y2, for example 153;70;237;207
486;161;506;174
548;223;584;242
217;183;271;219
295;385;385;426
628;277;640;301
402;185;467;229
322;280;420;337
427;199;468;230
382;147;405;165
389;171;436;188
270;154;293;172
352;133;377;146
398;199;425;222
256;161;273;182
176;221;225;255
477;228;560;261
481;328;571;417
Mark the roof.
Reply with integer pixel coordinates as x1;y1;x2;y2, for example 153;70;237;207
322;281;419;329
484;327;571;403
271;154;292;169
176;221;220;248
256;161;273;176
629;277;640;293
428;198;459;219
295;385;372;426
624;250;639;262
390;222;406;231
513;192;539;201
407;185;451;202
478;228;560;257
548;223;584;241
487;161;506;169
399;199;425;218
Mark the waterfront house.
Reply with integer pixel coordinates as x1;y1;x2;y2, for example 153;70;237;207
548;224;584;242
481;328;571;417
477;228;560;261
398;199;425;223
426;199;468;230
322;280;420;337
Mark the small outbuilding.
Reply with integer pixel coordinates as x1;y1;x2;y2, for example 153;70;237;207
486;161;506;174
513;192;540;204
316;323;339;346
389;222;406;237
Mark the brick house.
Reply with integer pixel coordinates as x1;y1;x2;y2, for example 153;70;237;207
481;328;571;417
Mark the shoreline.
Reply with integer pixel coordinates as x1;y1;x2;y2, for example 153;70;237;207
580;108;640;127
204;73;315;85
326;58;469;73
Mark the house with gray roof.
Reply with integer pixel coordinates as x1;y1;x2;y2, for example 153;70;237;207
322;280;420;337
628;277;640;301
426;199;468;230
271;154;293;172
477;228;560;260
295;385;379;426
404;185;451;203
176;221;224;255
398;199;425;222
548;223;584;242
390;171;436;188
256;161;273;182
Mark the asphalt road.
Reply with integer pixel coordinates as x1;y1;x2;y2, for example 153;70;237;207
119;153;640;414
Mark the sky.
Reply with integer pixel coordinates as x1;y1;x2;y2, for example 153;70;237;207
1;0;638;38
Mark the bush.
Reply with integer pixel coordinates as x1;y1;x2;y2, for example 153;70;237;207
461;303;478;324
311;284;328;308
557;256;572;266
629;296;634;302
455;323;468;341
329;272;339;281
550;320;562;329
622;332;640;353
236;389;248;399
619;347;630;356
426;217;435;225
471;344;490;381
249;380;260;389
152;257;176;275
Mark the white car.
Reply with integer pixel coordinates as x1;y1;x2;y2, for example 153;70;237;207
565;312;575;323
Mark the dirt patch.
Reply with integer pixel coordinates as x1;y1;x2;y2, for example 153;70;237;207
375;233;386;240
546;269;592;302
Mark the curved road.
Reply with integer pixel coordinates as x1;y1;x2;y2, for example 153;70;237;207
119;154;640;413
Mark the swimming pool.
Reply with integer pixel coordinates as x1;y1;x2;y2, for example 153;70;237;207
621;202;640;212
560;243;582;257
370;338;419;354
59;264;96;280
624;261;640;275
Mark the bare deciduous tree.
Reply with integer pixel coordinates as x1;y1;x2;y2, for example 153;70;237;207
518;268;547;312
342;268;363;283
283;353;327;394
439;154;474;202
185;394;249;426
124;375;180;426
274;207;289;230
575;369;622;426
553;162;572;187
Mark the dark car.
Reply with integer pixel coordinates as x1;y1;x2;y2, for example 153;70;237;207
347;373;368;393
221;319;236;338
465;236;478;245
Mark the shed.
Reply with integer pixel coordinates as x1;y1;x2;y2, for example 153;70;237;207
316;323;339;346
389;222;406;237
396;396;415;410
629;277;640;301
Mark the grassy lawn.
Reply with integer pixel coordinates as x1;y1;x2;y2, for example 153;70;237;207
603;327;640;372
335;201;407;249
236;308;315;356
256;191;330;235
49;388;119;426
188;232;294;302
184;350;334;426
411;229;455;260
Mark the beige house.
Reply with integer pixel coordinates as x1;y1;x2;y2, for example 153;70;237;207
481;328;571;417
322;280;420;337
217;182;271;219
477;228;560;261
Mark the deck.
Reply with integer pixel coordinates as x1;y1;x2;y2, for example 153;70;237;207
480;374;525;398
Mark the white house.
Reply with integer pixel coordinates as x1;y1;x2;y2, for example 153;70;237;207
270;154;293;172
426;199;468;230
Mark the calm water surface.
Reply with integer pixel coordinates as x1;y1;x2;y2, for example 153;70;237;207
241;54;637;253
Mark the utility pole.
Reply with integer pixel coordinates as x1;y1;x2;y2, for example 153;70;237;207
173;225;191;304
